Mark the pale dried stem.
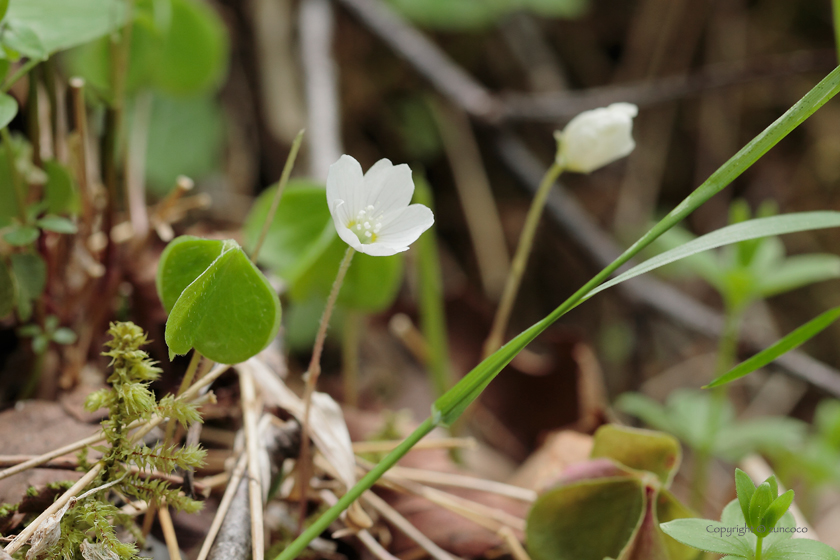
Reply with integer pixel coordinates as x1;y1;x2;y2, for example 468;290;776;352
351;437;477;454
4;463;103;555
158;504;182;560
497;526;531;560
382;466;536;502
239;370;265;560
68;77;91;222
196;453;248;560
318;489;400;560
361;491;460;560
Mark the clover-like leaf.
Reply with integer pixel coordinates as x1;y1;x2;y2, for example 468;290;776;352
527;477;645;560
159;237;281;364
590;425;681;485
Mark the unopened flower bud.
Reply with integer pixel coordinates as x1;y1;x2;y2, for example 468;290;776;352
554;102;638;173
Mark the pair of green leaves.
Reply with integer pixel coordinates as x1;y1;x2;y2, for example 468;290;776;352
661;471;839;560
617;390;805;463
18;314;76;354
156;236;281;365
526;425;697;560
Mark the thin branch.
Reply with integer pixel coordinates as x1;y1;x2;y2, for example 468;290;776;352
335;0;501;120
198;454;248;560
158;504;182;560
361;491;460;560
381;466;536;502
351;437;477;454
239;370;265;560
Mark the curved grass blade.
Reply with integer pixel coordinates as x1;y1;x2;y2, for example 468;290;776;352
705;306;840;388
583;212;840;302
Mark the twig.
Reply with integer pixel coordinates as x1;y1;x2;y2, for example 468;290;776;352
251;129;305;263
361;491;461;560
319;489;402;560
381;466;536;502
68;77;92;223
299;0;341;180
502;50;836;121
158;503;182;560
125;90;152;240
497;526;531;560
207;469;251;560
0;432;105;482
4;463;103;555
431;99;510;300
494;132;840;397
198;453;248;560
239;369;265;560
335;0;501;121
351;437;477;454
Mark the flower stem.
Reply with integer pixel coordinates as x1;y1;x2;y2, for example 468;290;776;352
483;161;564;358
756;535;764;560
279;418;436;560
1;128;27;222
251;129;305;264
342;311;363;407
297;247;355;529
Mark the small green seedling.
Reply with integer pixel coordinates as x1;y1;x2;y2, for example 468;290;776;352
17;314;76;354
617;390;804;465
526;425;698;560
156;235;281;364
661;469;839;560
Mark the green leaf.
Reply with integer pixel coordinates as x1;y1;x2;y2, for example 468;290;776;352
162;238;281;364
765;538;840;560
244;182;405;312
656;490;702;560
585;212;840;302
659;519;752;557
51;327;77;345
735;469;756;525
590;425;681;485
705;306;840;388
749;481;775;536
0;259;13;317
10;252;45;322
527;477;645;560
4;225;39;246
156;235;228;313
761;490;794;532
615;393;673;433
0;93;17;129
714;418;806;461
16;323;40;337
756;254;840;297
144;93;225;194
6;0;129;54
0;0;9;21
151;0;228;95
36;215;77;233
1;19;46;59
32;333;48;354
43;160;80;215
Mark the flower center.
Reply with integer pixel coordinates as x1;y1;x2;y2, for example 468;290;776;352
347;205;383;243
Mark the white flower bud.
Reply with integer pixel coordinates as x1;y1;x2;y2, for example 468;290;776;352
554;102;638;173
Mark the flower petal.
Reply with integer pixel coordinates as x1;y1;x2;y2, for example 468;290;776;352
371;204;434;255
333;218;365;253
326;155;364;224
363;159;415;221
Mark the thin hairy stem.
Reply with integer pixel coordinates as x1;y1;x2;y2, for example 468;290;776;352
297;246;355;529
483;161;564;357
251;129;305;264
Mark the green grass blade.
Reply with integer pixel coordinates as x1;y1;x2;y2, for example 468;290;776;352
584;212;840;301
705;306;840;388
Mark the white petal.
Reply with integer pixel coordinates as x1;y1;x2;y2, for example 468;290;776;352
354;241;409;257
362;160;415;219
333;219;365;253
372;204;434;253
326;155;364;223
556;103;637;173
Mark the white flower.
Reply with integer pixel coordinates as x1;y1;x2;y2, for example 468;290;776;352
326;155;434;257
554;102;638;173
